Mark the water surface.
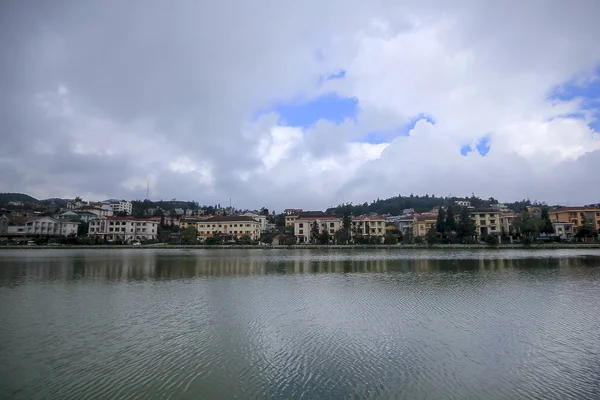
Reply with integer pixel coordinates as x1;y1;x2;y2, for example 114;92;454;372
1;249;599;399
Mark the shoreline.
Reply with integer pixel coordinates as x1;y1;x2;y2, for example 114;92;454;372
1;244;599;250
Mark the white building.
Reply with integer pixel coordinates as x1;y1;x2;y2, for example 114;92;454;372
456;200;472;208
294;216;341;243
109;200;133;215
0;215;8;234
88;216;159;242
243;212;268;232
7;217;79;237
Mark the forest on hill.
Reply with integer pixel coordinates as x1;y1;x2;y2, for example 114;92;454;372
0;193;39;205
326;194;539;216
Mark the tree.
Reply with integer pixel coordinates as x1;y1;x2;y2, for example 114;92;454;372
260;207;269;216
457;207;476;241
239;234;252;244
436;208;446;234
260;232;274;244
115;211;128;217
334;229;349;245
575;215;597;241
445;207;457;232
77;221;89;237
310;220;320;244
180;226;197;244
384;233;398;245
318;229;330;245
539;208;554;235
426;226;438;245
160;214;165;229
513;210;540;240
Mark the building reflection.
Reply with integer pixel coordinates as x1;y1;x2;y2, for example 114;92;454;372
0;252;598;285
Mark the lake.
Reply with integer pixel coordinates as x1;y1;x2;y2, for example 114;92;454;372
1;249;600;399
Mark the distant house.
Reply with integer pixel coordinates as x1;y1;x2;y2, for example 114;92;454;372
79;206;113;217
7;216;78;237
56;211;80;220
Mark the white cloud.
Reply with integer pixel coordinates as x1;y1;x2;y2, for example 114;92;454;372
1;0;599;208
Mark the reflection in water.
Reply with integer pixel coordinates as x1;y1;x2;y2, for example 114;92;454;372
1;249;599;283
1;249;600;399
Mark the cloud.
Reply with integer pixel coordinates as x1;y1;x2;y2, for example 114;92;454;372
0;0;599;210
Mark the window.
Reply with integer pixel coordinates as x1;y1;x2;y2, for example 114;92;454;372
246;224;250;227
299;229;304;234
109;228;114;232
330;222;334;227
143;223;146;226
299;223;304;228
234;231;238;234
234;224;238;227
109;222;114;226
330;229;334;234
490;219;496;224
121;228;125;232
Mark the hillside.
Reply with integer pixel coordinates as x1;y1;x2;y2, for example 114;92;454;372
0;192;39;205
326;194;537;216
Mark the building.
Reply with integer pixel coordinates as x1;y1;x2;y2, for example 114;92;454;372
470;209;501;236
56;211;80;220
108;200;132;215
553;222;574;240
195;216;261;240
147;216;180;227
79;206;113;217
413;214;437;237
67;199;87;210
243;212;268;232
549;207;600;233
284;209;303;215
455;200;472;208
499;211;517;235
285;210;328;227
294;216;341;243
351;215;386;239
74;211;98;223
7;217;78;237
88;216;158;242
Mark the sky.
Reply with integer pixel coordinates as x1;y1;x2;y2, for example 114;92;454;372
1;0;599;211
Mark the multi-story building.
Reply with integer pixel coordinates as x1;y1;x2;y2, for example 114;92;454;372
80;206;113;217
67;199;87;210
242;213;268;232
147;216;180;227
7;217;79;237
351;215;386;238
196;216;261;240
499;211;517;235
108;200;132;215
285;211;329;227
553;222;574;240
470;209;501;236
294;216;341;243
413;214;437;237
549;207;600;232
455;200;471;208
88;216;158;242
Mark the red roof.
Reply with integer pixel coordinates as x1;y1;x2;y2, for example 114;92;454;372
103;216;157;222
296;217;339;222
551;207;600;212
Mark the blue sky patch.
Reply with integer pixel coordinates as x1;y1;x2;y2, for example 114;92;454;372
549;66;600;131
360;113;436;144
476;136;491;156
255;93;358;127
460;145;472;156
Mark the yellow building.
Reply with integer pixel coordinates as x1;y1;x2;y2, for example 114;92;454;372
549;207;600;232
499;211;517;235
351;216;386;238
196;216;261;240
413;214;437;236
470;209;501;236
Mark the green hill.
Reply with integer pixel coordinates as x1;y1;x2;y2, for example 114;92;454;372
0;192;39;205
